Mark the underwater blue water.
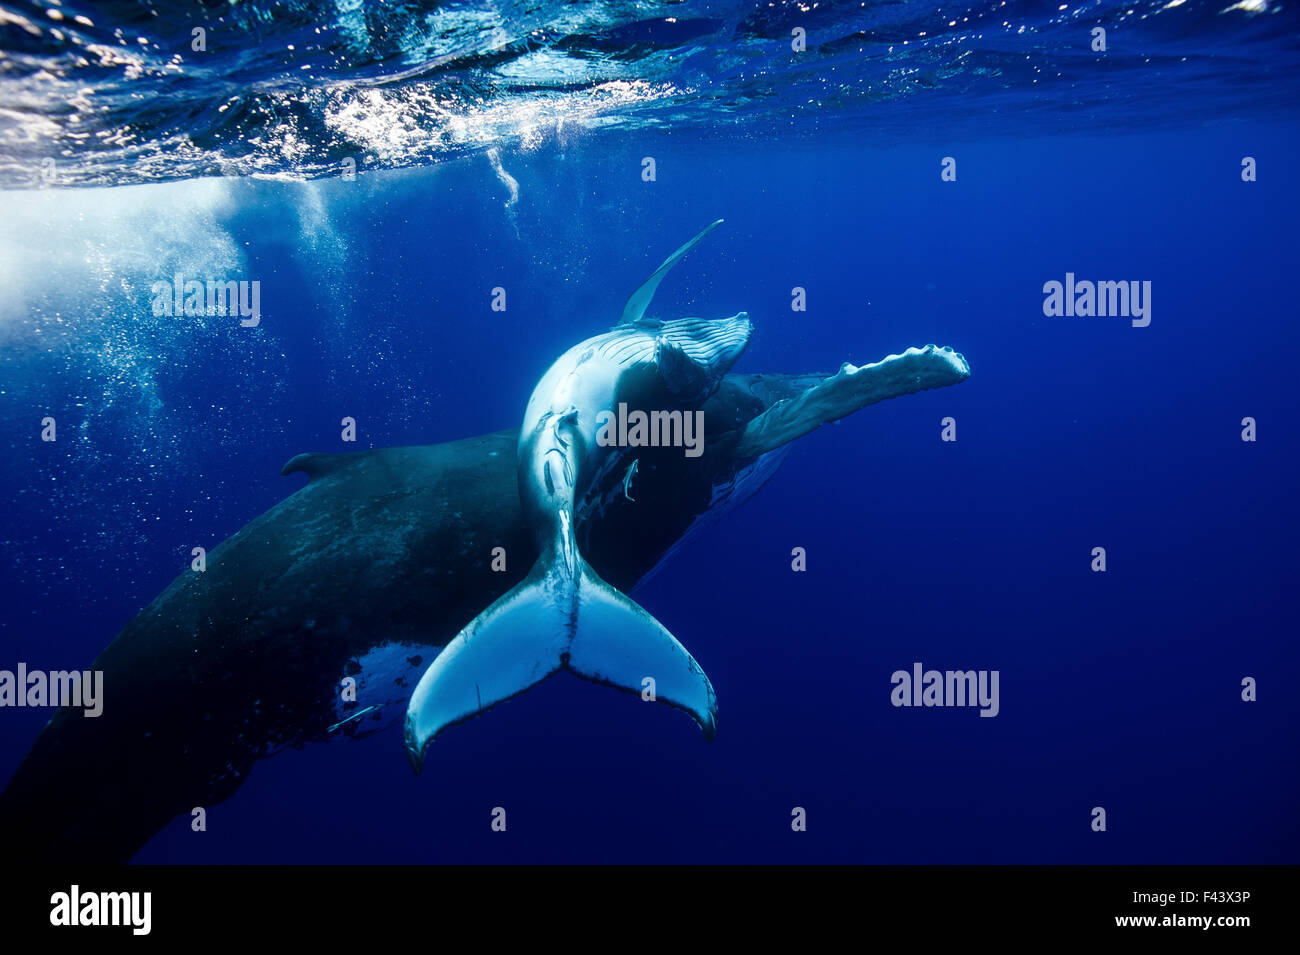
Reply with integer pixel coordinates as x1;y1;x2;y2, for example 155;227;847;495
1;0;1298;863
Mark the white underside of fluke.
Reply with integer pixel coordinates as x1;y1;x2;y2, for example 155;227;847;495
403;554;717;772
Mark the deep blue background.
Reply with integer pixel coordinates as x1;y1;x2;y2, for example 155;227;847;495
2;121;1297;862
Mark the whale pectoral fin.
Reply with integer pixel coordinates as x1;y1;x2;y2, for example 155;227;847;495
404;574;567;773
404;558;717;772
620;219;724;328
567;565;718;741
733;344;971;458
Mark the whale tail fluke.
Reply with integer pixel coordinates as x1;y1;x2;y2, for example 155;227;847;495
404;557;716;773
566;561;718;741
402;567;563;774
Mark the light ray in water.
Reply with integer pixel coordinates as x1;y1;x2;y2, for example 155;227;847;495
327;705;380;734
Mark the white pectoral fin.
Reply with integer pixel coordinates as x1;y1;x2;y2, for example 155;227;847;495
620;219;724;327
567;564;718;740
734;344;971;458
403;574;566;773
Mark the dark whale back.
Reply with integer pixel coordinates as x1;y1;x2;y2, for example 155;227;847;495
0;380;792;861
0;431;537;862
2;355;962;862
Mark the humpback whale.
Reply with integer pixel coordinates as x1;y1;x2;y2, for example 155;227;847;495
0;223;971;862
405;220;750;768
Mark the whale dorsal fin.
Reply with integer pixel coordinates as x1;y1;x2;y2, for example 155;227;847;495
619;219;724;328
280;451;355;482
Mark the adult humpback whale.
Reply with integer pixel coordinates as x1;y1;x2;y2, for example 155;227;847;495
405;220;749;768
0;224;971;862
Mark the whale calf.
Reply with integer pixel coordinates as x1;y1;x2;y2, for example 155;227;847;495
405;220;751;768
